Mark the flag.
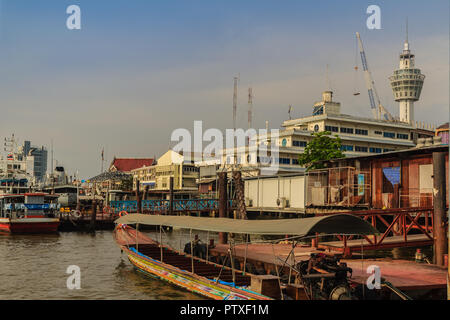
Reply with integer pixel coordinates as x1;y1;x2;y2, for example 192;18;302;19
101;148;104;161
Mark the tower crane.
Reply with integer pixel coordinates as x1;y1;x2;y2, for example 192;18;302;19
356;32;395;121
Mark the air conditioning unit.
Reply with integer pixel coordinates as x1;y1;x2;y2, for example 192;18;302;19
277;197;289;208
245;197;253;207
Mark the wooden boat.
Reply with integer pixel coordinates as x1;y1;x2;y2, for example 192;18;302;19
114;224;272;300
0;193;59;233
114;213;378;300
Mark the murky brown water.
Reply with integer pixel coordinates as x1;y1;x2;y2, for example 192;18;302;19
0;230;210;300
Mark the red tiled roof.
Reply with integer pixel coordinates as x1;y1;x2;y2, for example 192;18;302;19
109;158;154;173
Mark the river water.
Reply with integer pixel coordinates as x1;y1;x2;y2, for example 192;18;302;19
0;230;433;300
0;230;209;300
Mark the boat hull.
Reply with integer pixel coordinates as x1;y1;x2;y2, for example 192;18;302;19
0;218;59;233
114;227;272;300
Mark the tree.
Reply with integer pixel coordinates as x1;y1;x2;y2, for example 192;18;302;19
298;131;344;171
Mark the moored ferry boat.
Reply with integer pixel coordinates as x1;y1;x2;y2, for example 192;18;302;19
0;193;60;233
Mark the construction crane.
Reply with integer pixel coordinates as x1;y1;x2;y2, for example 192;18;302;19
355;32;395;121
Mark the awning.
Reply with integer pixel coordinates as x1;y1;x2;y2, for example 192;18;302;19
115;214;379;237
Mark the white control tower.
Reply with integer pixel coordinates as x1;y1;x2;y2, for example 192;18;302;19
389;25;425;124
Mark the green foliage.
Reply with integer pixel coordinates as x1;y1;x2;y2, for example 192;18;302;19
298;131;344;171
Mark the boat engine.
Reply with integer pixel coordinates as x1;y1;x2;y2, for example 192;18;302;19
297;253;355;300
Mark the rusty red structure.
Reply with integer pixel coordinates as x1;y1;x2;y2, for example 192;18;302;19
310;145;448;210
308;145;449;256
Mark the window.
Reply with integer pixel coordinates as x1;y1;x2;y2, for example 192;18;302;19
397;133;409;140
292;159;299;165
369;147;382;153
340;127;354;134
355;129;368;135
383;132;395;138
293;140;307;147
314;125;319;132
279;158;291;165
383;149;394;153
374;131;382;135
355;146;368;152
341;145;354;151
325;125;338;132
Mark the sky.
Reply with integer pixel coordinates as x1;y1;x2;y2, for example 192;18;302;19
0;0;448;179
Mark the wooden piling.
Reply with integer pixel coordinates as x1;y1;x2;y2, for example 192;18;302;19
218;172;228;244
169;176;174;215
136;179;141;214
233;170;247;220
432;152;448;267
90;183;97;232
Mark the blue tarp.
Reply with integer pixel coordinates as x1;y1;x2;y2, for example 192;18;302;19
382;167;401;185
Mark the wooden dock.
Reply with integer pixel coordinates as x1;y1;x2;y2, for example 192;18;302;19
318;234;434;254
208;242;447;294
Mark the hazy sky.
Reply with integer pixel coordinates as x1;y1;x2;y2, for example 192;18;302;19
0;0;448;178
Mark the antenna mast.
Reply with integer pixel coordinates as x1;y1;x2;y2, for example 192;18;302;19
233;76;238;131
248;87;253;129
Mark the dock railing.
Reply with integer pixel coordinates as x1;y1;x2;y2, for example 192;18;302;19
315;207;437;255
109;199;235;215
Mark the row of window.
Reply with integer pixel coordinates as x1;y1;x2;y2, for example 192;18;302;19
382;132;410;140
394;91;420;98
355;129;368;136
325;126;398;138
325;125;339;132
293;140;307;147
340;127;354;134
344;145;395;153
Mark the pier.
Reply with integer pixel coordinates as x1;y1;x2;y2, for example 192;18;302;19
208;242;447;298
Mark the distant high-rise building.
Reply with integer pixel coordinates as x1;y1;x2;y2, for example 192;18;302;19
22;141;48;182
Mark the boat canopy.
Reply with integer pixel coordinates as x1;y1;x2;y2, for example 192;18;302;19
115;214;379;237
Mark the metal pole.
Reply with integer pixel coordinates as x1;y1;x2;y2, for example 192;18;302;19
190;228;194;273
229;241;236;285
206;231;210;262
433;152;447;266
243;234;249;275
160;225;163;262
136;223;139;252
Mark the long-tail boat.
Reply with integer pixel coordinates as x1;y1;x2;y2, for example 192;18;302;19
114;214;378;300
